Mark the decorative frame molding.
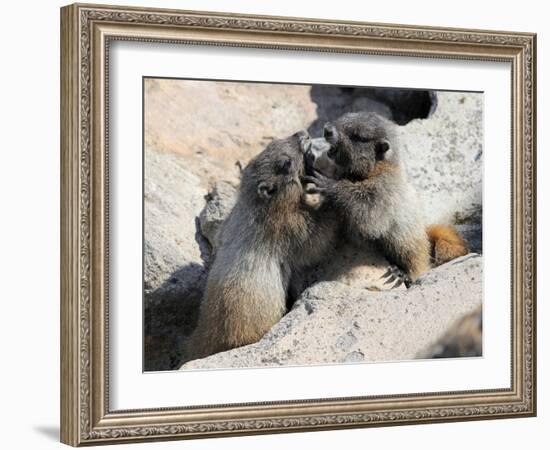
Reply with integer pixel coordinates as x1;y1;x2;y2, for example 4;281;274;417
60;3;536;446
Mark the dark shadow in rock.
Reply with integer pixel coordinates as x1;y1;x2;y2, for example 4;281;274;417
144;262;206;372
307;85;438;136
456;225;482;255
454;203;483;254
364;88;438;125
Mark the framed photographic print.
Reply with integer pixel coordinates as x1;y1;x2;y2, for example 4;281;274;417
60;3;537;446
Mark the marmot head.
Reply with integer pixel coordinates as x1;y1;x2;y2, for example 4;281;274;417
323;112;399;180
241;130;310;207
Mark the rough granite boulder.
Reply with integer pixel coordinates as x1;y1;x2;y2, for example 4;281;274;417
181;254;482;369
144;148;207;300
398;92;483;226
143;148;209;370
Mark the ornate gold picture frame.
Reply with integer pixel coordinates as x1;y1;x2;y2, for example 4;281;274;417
60;3;536;446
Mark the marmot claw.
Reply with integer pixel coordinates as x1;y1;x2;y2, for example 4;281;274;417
301;171;335;191
380;265;411;289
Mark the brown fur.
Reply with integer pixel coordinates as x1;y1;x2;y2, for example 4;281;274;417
426;224;469;267
367;159;401;179
388;234;432;281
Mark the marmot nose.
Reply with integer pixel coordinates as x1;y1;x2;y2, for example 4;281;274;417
323;124;336;140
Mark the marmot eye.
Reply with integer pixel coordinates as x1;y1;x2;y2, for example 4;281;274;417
350;133;371;143
276;158;293;175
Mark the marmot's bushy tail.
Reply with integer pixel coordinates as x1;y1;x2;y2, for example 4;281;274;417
426;224;469;267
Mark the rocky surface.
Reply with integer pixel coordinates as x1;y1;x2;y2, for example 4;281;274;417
181;255;482;369
143;79;484;371
144;149;206;299
143;149;208;370
398;92;483;225
144;78;317;187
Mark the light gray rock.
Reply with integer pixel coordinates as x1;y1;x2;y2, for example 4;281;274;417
180;254;482;370
144;148;207;302
398;92;483;226
144;148;209;370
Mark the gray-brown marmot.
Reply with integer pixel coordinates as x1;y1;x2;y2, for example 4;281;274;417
186;131;337;361
304;112;468;286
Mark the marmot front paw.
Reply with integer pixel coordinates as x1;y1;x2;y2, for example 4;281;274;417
380;265;412;289
302;171;335;194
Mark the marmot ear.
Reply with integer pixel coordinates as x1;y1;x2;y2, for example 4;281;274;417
257;181;276;199
375;139;390;159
